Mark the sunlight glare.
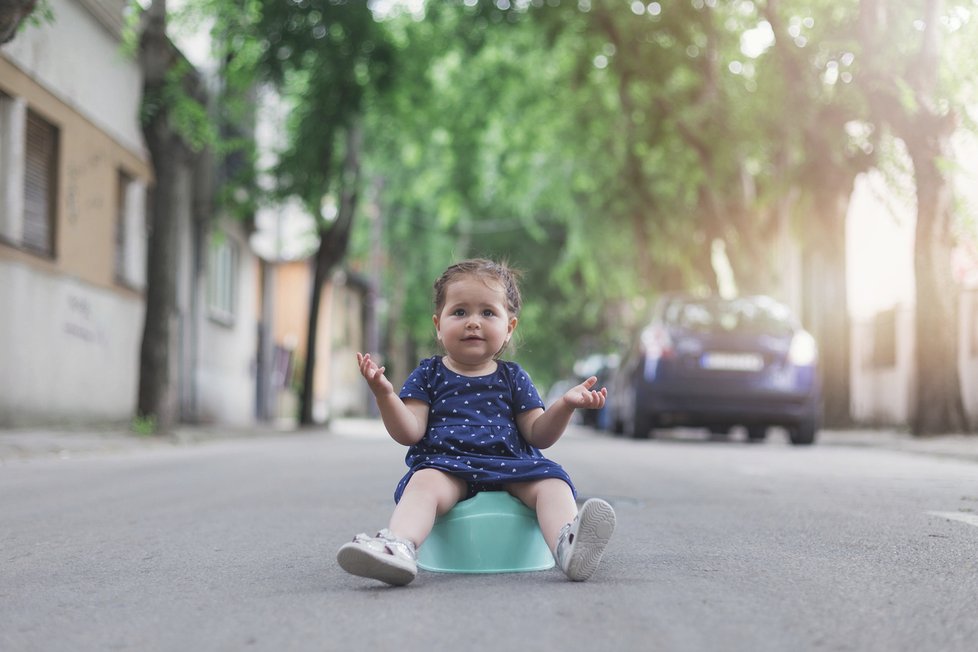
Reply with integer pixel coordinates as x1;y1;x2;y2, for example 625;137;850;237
740;21;774;58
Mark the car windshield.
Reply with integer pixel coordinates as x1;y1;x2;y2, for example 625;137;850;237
666;297;795;337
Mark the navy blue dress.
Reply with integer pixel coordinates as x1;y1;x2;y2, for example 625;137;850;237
394;356;576;503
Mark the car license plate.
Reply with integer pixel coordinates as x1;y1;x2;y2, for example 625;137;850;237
700;352;764;372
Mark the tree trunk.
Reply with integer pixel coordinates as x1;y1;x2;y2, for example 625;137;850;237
861;0;970;435
903;0;970;435
908;135;968;434
0;0;36;44
137;0;190;433
299;121;362;426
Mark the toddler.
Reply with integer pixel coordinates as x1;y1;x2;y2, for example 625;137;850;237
337;258;616;585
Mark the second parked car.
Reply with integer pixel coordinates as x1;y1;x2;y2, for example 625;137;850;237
607;294;821;445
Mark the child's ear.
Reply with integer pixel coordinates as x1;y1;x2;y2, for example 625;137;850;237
507;316;518;337
433;314;441;339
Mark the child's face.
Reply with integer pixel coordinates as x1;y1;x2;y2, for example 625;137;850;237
433;275;518;370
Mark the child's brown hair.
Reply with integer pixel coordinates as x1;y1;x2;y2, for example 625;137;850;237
432;259;523;317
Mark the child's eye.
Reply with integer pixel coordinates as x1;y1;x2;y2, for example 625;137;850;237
482;309;496;318
453;309;466;317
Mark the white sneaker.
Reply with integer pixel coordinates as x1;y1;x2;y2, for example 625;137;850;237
555;498;616;581
336;529;418;586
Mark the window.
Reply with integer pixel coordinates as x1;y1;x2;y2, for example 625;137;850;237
114;170;132;281
0;90;24;245
208;232;239;325
22;109;58;257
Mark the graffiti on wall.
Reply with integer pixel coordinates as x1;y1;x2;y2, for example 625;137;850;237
63;292;107;347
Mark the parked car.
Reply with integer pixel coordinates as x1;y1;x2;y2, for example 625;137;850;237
607;294;821;445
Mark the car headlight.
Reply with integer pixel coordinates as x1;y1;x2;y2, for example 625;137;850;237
788;330;818;366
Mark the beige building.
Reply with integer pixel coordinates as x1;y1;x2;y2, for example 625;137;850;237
261;260;369;425
1;0;263;427
0;0;152;425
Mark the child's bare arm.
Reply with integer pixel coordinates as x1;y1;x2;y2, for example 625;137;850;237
517;376;607;449
357;353;428;445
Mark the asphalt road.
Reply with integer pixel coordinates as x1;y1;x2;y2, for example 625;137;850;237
2;422;976;652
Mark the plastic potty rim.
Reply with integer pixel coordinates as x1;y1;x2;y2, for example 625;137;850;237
417;491;556;574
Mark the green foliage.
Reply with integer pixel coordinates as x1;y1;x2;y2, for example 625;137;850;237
130;415;157;437
138;60;216;154
164;0;978;392
18;0;54;31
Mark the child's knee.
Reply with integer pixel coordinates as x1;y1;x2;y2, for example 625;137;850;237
407;468;465;503
508;477;570;506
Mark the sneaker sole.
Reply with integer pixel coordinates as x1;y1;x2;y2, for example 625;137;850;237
565;498;616;581
336;542;417;586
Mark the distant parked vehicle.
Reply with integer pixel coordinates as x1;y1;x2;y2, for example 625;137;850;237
607;294;821;445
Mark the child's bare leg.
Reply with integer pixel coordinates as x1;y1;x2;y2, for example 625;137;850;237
510;478;616;581
388;468;467;547
507;478;578;551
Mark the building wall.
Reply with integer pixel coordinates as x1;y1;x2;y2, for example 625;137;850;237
0;261;143;425
267;261;368;424
850;307;914;426
1;0;262;429
852;291;978;429
0;0;151;426
194;222;260;426
958;288;978;422
3;0;143;156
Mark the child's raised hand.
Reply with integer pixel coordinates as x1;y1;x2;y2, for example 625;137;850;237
357;352;394;397
563;376;608;410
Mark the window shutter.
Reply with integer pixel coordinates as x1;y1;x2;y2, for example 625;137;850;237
115;171;133;281
23;111;57;256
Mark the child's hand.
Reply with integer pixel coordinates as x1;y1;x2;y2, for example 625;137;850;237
563;376;607;410
357;352;395;397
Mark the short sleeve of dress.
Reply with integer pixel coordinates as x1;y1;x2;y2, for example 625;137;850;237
398;357;435;404
506;362;546;414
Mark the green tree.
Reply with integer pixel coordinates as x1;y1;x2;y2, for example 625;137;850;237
356;2;644;387
137;0;216;432
0;0;41;44
755;0;875;427
221;0;396;425
859;0;977;435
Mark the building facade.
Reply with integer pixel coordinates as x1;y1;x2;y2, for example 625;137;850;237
0;0;151;426
1;0;263;428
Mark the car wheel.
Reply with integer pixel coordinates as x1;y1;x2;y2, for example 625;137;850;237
746;425;767;443
788;420;817;446
610;412;624;435
708;425;731;441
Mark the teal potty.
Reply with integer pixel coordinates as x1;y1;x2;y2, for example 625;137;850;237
417;491;555;573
